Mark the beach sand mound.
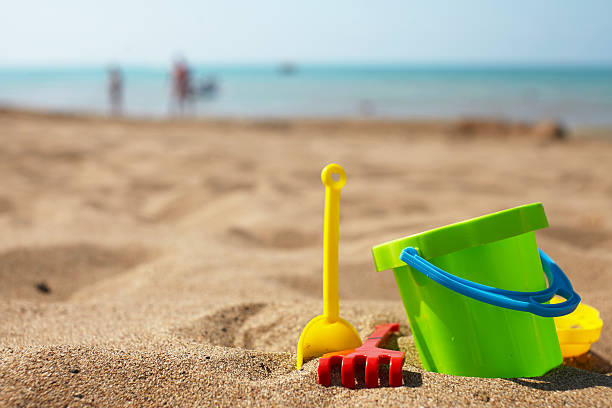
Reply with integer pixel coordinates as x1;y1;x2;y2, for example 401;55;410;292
0;110;610;407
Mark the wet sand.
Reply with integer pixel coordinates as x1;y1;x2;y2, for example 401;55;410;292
0;110;610;406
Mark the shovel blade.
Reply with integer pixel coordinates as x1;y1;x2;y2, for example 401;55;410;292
296;315;362;369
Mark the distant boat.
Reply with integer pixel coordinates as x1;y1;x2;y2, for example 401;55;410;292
279;62;297;75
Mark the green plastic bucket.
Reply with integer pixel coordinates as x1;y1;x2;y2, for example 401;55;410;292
372;203;580;378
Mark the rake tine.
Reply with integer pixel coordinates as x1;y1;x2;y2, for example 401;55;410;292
317;357;332;387
319;354;346;386
365;355;379;388
389;356;403;387
341;355;356;389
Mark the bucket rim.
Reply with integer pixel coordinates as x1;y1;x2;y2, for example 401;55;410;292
372;203;548;272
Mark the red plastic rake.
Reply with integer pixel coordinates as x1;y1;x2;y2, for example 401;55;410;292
317;323;405;389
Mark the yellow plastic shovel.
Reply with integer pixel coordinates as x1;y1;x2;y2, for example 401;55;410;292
296;163;362;369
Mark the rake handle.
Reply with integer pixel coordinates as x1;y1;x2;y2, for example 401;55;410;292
361;323;400;347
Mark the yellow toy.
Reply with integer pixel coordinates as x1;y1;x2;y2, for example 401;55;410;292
296;164;362;369
553;298;603;357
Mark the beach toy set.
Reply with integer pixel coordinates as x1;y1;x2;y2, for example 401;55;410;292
297;164;405;388
297;163;602;387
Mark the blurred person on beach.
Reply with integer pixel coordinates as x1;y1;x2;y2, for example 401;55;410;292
171;59;193;115
107;66;123;116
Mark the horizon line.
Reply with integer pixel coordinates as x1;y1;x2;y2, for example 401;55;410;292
2;60;612;70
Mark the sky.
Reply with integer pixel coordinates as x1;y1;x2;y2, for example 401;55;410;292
1;0;611;66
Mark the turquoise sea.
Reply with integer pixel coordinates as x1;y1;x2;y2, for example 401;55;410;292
1;65;612;126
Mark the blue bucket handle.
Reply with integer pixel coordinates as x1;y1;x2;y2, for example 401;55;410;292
399;247;580;317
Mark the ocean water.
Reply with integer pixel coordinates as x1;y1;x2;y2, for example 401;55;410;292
1;65;611;126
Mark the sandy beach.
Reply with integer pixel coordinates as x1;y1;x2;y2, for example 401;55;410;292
0;109;610;407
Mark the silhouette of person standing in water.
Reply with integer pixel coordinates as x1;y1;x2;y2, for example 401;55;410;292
171;59;192;115
108;66;123;116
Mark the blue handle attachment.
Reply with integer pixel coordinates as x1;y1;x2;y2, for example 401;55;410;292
399;247;580;317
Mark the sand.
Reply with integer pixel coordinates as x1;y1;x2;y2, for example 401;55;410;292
0;109;610;407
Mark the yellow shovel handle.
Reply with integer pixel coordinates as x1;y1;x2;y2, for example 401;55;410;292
321;164;346;322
